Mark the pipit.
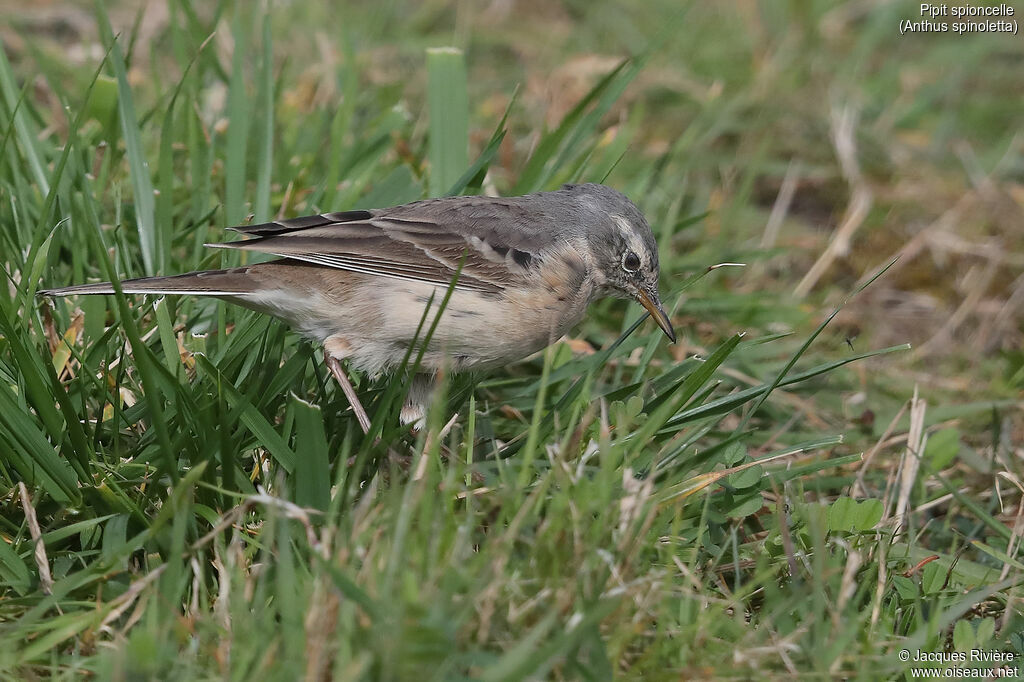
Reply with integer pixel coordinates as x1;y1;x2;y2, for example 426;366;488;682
41;183;675;431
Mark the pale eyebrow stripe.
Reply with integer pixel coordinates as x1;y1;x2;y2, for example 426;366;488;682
611;214;633;237
611;214;647;261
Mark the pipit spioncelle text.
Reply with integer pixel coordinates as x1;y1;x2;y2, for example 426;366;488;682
42;183;675;431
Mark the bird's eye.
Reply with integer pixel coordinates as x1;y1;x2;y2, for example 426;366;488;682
622;251;641;273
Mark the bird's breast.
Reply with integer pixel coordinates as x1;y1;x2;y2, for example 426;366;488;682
437;255;593;370
310;250;594;374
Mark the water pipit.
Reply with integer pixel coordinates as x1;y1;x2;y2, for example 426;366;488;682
41;183;675;431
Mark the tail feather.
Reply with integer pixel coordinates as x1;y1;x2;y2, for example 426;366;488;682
39;268;260;298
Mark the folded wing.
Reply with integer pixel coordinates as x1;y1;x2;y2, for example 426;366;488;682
210;197;552;294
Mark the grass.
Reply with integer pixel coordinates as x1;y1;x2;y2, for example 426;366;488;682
0;1;1022;679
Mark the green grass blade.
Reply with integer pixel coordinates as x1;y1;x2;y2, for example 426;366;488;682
628;332;744;456
738;258;900;431
0;37;49;195
664;343;911;430
426;47;468;196
445;86;518;196
0;392;78;504
95;3;158;275
513;59;631;194
290;396;330;511
194;354;296;473
254;15;274;222
0;534;32;595
224;10;251;226
79;196;177;480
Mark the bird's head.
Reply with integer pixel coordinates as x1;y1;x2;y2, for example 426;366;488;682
565;183;675;343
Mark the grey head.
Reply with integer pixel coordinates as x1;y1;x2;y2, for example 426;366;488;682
555;183;675;342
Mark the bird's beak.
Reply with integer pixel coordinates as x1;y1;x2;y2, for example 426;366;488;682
636;287;676;343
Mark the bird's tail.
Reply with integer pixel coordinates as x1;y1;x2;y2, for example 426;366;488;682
39;267;260;298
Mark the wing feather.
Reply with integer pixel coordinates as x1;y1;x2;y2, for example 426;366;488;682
207;196;558;292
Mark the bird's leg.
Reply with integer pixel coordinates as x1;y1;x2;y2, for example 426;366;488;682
324;354;372;435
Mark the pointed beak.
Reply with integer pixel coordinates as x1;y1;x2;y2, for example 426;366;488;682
636;287;676;343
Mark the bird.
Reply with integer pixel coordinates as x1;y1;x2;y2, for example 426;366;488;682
40;183;675;431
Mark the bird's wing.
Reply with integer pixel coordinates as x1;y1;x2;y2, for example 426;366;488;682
209;197;557;294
